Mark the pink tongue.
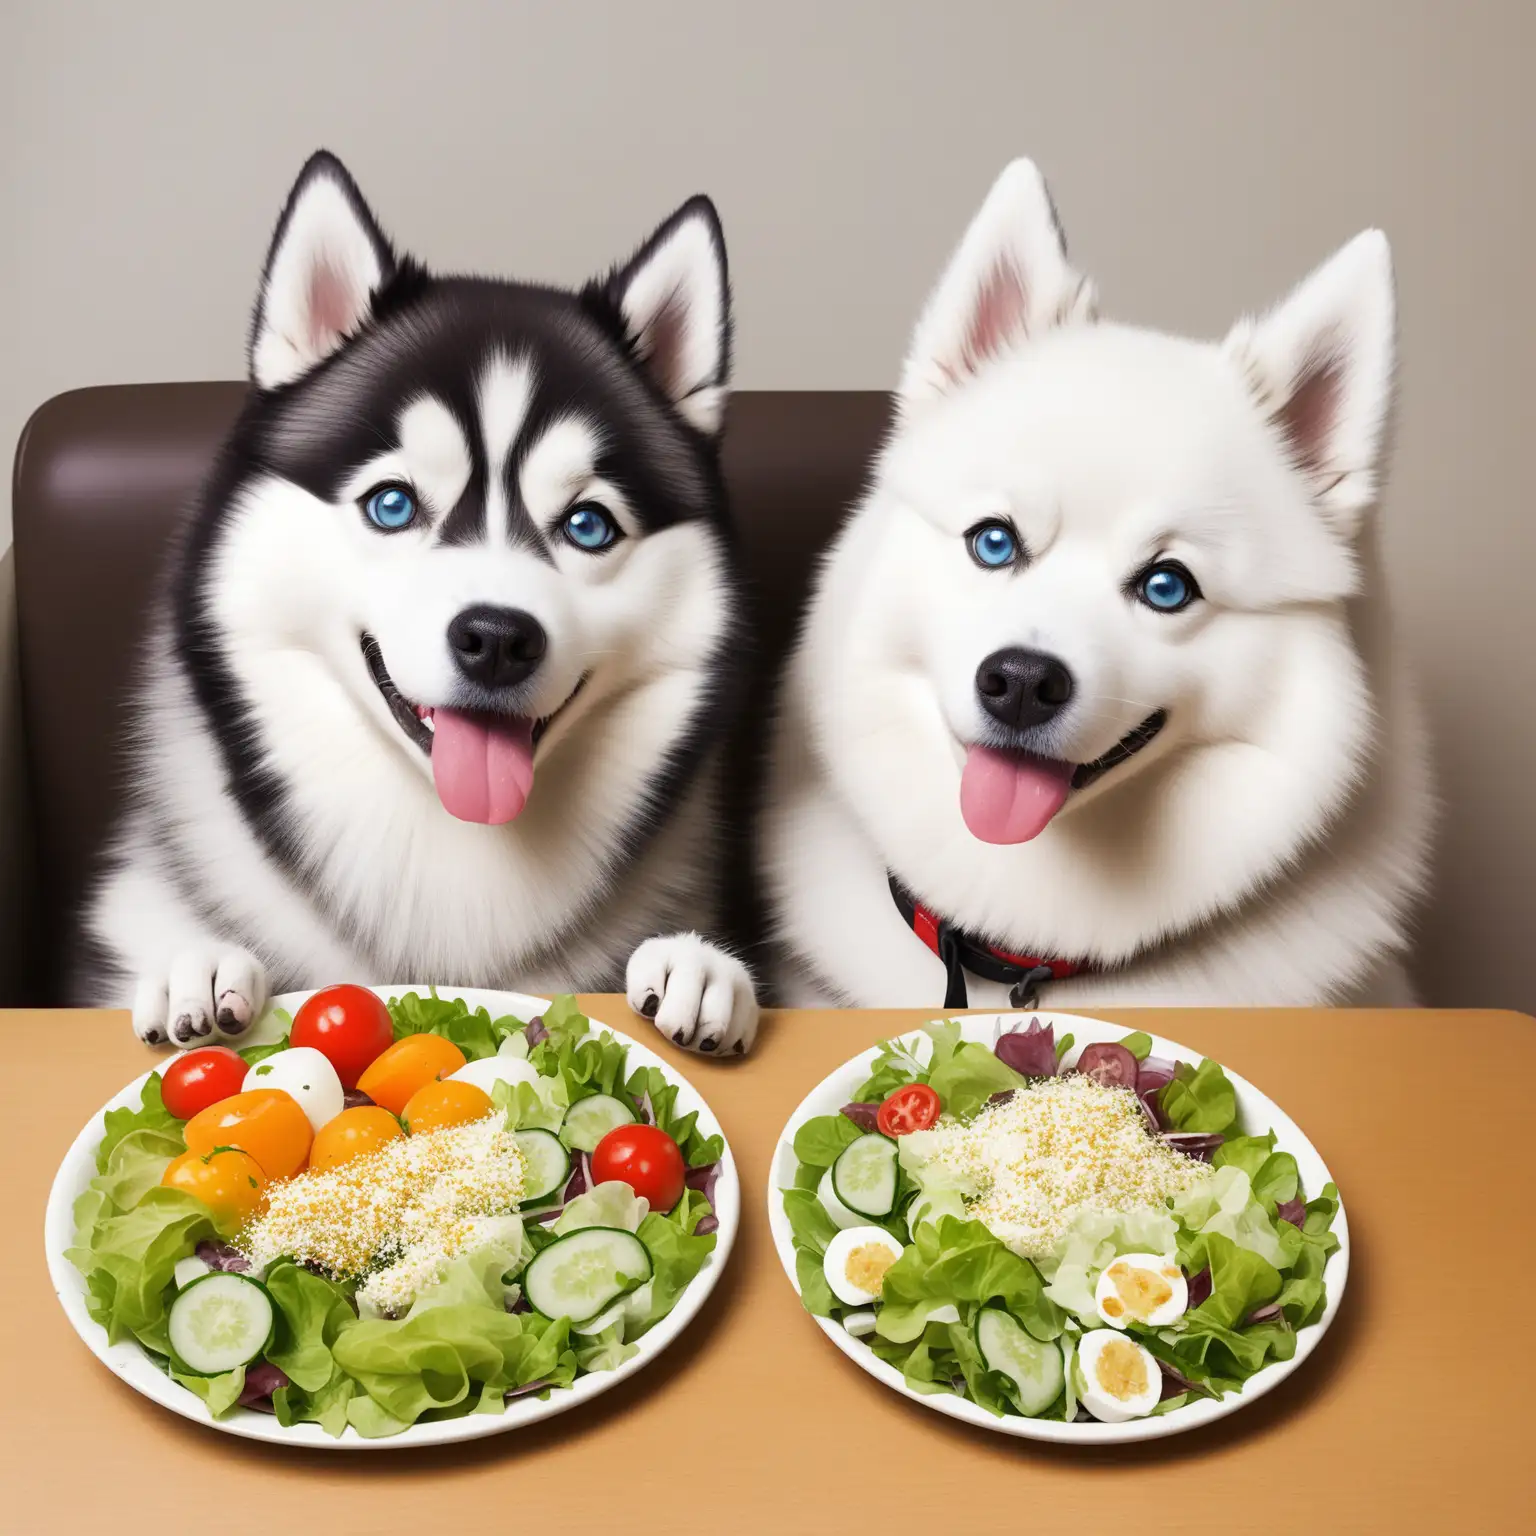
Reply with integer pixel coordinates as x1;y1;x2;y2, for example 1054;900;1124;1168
430;710;535;824
960;746;1074;844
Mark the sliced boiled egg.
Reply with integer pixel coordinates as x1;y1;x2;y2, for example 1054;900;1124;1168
1077;1328;1163;1422
1094;1252;1188;1330
447;1055;541;1097
242;1046;344;1133
822;1225;905;1306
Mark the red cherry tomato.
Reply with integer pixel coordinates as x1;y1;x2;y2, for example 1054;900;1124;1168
160;1046;248;1121
591;1123;687;1212
876;1083;941;1136
289;985;394;1089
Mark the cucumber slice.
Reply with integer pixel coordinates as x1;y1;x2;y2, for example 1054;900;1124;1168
559;1094;636;1153
976;1307;1065;1417
831;1133;899;1218
513;1128;571;1203
167;1273;274;1377
522;1226;652;1323
174;1255;212;1289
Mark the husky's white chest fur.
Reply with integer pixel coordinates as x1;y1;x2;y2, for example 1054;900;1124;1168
765;160;1432;1010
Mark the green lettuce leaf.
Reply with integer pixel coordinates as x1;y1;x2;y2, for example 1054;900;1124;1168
924;1021;1028;1119
791;1113;866;1174
781;1187;839;1257
96;1075;181;1172
795;1247;836;1317
624;1064;724;1166
238;1006;293;1066
68;1186;215;1350
333;1306;575;1434
1118;1031;1153;1061
171;1365;247;1416
853;1035;930;1103
386;989;527;1061
631;1188;716;1332
573;1321;636;1373
877;1216;1064;1345
1174;1165;1295;1269
493;1072;570;1134
1160;1057;1239;1135
551;1181;649;1235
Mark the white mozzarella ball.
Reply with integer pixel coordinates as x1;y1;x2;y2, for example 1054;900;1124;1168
1094;1252;1189;1330
822;1225;905;1307
1077;1329;1163;1422
242;1047;344;1133
448;1055;541;1096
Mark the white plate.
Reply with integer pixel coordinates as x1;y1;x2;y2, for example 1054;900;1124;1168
766;1012;1348;1445
47;986;739;1450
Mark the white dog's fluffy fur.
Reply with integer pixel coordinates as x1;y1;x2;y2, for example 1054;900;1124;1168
765;159;1432;1010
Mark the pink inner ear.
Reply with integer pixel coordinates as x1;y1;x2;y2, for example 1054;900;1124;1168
1277;340;1345;482
959;257;1030;378
641;283;689;402
306;256;362;355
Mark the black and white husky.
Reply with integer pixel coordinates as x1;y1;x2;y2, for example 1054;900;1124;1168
79;151;757;1054
764;159;1433;1011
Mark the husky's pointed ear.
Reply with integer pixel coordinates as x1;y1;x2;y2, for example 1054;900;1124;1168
249;151;396;391
899;159;1096;410
593;196;731;435
1225;231;1396;535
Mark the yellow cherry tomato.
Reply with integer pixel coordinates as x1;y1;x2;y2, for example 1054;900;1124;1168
161;1148;268;1227
356;1035;467;1115
308;1106;406;1172
184;1089;313;1180
402;1078;495;1134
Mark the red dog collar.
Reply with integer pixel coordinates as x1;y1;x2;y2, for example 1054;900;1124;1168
889;874;1089;1010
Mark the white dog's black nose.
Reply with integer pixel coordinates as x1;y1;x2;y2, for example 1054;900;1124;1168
448;605;547;690
976;647;1074;730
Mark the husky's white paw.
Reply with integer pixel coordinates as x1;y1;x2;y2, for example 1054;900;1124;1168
131;949;269;1049
626;933;759;1057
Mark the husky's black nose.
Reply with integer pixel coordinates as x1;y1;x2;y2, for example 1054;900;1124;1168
975;647;1074;730
448;606;547;691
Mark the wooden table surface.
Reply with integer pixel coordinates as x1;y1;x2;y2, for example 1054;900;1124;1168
4;1000;1533;1534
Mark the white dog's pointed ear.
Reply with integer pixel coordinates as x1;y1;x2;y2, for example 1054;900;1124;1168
596;196;731;435
899;159;1096;410
1225;231;1396;534
249;151;396;391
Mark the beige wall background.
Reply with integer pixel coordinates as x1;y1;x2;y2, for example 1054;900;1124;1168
2;1;1532;1008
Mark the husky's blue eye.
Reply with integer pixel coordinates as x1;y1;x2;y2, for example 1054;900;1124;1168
1137;562;1199;612
969;522;1019;569
561;503;619;552
364;485;417;532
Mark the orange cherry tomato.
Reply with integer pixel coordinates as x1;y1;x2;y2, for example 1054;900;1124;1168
356;1035;467;1115
402;1078;494;1134
161;1148;268;1227
308;1106;406;1172
184;1089;313;1180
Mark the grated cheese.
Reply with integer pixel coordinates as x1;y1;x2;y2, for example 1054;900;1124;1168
921;1075;1213;1259
239;1113;526;1315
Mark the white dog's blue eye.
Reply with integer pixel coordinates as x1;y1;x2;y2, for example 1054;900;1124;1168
562;503;619;552
364;485;417;531
1138;563;1198;612
969;522;1019;569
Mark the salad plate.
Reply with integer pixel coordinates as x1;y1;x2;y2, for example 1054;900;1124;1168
46;986;739;1450
766;1013;1347;1445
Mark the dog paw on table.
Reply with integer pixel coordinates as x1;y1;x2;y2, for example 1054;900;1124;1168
626;933;759;1057
131;949;269;1048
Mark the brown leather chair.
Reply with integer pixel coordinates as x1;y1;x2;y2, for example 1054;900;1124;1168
10;384;891;1005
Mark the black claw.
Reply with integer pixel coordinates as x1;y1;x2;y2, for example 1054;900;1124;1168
216;1008;248;1036
671;1029;687;1046
192;1017;213;1037
699;1036;719;1053
142;1028;164;1045
640;992;661;1019
733;1041;746;1056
